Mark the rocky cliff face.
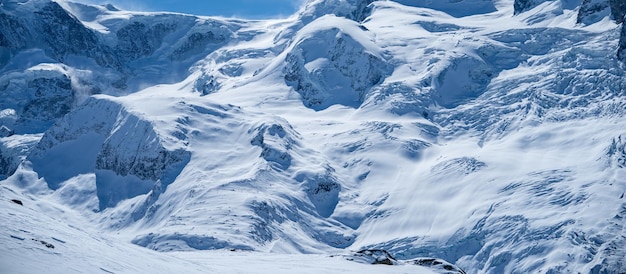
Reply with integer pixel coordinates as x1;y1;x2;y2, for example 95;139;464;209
299;0;375;24
0;0;236;134
27;96;190;209
620;22;626;62
0;134;39;180
0;13;30;51
0;65;80;133
2;0;626;273
283;15;389;110
115;21;176;62
609;0;626;63
578;0;613;24
578;0;626;24
34;2;120;69
513;0;548;14
609;0;626;23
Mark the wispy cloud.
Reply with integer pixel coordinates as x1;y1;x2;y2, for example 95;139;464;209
64;0;151;12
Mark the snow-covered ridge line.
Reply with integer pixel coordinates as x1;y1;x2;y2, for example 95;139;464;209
2;0;626;273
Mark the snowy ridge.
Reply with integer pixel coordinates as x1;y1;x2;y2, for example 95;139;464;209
2;0;626;273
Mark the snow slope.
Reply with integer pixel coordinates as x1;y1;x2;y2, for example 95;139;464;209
2;0;626;273
1;183;441;274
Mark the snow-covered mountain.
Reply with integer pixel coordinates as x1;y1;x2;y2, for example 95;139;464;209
2;0;626;273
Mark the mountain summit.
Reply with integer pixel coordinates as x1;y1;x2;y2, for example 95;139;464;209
1;0;626;273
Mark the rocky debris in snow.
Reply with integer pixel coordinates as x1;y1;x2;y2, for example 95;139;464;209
352;249;396;265
10;199;23;205
344;249;467;273
10;235;25;240
607;135;626;168
32;238;55;249
408;258;467;274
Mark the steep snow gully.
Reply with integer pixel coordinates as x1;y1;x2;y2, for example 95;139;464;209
2;0;626;273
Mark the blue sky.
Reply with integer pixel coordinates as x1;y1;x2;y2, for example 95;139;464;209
76;0;305;18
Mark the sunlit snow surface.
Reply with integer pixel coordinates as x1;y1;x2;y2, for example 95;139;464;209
1;0;626;273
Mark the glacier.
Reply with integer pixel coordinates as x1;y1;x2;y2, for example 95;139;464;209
1;0;626;273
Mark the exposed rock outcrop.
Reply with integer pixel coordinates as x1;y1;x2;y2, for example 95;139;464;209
345;249;467;274
34;2;120;69
0;66;85;133
607;135;626;168
578;0;612;24
250;123;295;170
283;16;389;110
0;13;30;50
299;0;375;24
578;0;626;24
609;0;626;23
115;21;177;62
513;0;549;15
619;22;626;63
0;125;13;138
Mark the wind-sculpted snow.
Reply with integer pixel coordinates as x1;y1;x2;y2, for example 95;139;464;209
0;64;89;134
431;55;496;108
250;123;296;170
3;0;626;273
0;0;238;94
0;134;40;180
284;15;389;110
437;25;626;141
299;0;375;23
27;96;191;209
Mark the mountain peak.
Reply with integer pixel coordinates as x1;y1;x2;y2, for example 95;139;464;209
2;0;626;273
